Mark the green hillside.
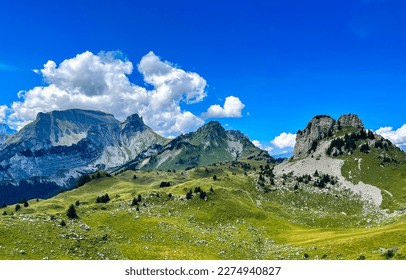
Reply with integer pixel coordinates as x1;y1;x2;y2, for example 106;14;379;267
0;160;405;260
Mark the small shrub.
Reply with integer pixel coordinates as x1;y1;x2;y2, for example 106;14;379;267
75;200;80;207
60;220;66;227
15;204;21;212
160;181;171;188
96;194;110;203
360;143;370;153
357;255;366;260
67;204;78;219
383;249;395;259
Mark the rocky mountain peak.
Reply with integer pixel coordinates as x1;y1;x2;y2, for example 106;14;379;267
200;121;223;131
293;113;366;159
294;115;336;159
121;113;146;133
195;121;227;142
338;114;364;129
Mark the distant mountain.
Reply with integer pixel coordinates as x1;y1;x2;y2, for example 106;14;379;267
118;121;272;171
0;123;17;144
0;109;167;204
272;151;293;160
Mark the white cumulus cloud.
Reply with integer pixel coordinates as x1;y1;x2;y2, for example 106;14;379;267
5;51;210;135
0;105;8;123
271;132;296;149
252;140;274;153
202;96;245;118
376;125;406;149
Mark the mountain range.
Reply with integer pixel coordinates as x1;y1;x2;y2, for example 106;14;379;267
0;109;267;204
0;110;405;260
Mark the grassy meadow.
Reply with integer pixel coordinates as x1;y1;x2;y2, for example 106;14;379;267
0;160;405;260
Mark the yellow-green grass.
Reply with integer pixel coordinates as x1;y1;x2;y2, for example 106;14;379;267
0;165;405;260
341;145;406;211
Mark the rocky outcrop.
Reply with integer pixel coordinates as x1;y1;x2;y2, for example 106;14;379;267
338;114;364;129
293;114;364;159
293;115;336;159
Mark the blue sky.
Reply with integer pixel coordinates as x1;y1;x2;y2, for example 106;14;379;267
1;0;406;154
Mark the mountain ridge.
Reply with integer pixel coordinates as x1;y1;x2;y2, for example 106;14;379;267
0;109;268;204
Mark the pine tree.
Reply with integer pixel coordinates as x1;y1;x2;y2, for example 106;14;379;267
67;204;78;219
186;189;193;200
23;201;29;207
199;190;207;200
15;204;21;212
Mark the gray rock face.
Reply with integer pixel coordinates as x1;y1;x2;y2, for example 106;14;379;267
0;109;167;204
293;114;364;159
293;115;336;159
338;114;364;129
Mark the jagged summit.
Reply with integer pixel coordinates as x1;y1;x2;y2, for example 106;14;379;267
294;114;364;159
121;113;147;135
338;113;364;129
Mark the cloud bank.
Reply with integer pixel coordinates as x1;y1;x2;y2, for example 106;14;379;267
3;51;244;136
376;125;406;149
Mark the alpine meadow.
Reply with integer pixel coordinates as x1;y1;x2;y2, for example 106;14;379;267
0;110;405;260
1;0;406;262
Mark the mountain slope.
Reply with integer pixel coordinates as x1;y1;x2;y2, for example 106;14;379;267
0;109;167;204
0;163;404;260
121;121;272;171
